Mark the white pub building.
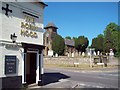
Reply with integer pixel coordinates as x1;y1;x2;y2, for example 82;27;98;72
0;1;47;89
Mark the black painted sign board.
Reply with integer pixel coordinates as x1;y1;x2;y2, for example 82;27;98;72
5;56;16;74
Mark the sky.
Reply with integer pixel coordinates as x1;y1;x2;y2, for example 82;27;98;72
44;2;118;46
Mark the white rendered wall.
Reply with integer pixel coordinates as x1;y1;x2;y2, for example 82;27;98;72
0;45;3;77
0;2;2;77
1;2;44;45
0;2;44;77
0;44;24;77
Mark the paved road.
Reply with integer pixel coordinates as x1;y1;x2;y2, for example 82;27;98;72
43;67;119;88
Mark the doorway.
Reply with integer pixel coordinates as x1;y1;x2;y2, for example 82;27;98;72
26;52;37;84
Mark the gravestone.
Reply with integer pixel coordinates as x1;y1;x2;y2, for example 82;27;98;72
55;53;58;57
94;51;96;56
88;52;90;56
109;49;114;60
68;53;70;57
97;51;100;55
48;50;53;57
109;49;114;56
82;52;85;56
79;52;81;56
106;53;108;55
72;52;74;57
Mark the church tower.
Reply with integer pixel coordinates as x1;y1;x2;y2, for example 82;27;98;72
44;22;58;56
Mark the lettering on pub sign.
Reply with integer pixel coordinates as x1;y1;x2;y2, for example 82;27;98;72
5;56;16;74
21;14;38;38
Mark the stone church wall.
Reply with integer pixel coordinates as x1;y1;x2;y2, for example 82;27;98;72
44;57;118;66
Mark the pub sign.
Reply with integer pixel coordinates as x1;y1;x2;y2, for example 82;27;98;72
5;56;16;74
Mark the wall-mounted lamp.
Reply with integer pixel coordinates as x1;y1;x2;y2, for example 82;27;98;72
10;33;17;43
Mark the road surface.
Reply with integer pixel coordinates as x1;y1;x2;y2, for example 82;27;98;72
43;67;119;88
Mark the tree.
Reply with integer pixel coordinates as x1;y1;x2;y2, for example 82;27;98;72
116;26;120;57
104;23;119;53
74;36;89;52
52;34;65;55
91;37;97;50
91;22;120;57
73;37;79;50
91;34;104;52
65;36;71;39
116;31;120;57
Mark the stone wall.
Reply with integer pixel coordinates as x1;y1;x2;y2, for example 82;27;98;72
44;57;93;66
44;56;118;66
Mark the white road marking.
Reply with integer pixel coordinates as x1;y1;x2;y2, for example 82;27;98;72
74;71;80;73
59;79;69;82
101;73;119;76
81;71;86;73
79;83;86;86
78;83;107;88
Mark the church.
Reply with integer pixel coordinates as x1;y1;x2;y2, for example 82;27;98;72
44;22;75;57
44;22;58;56
0;1;47;89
